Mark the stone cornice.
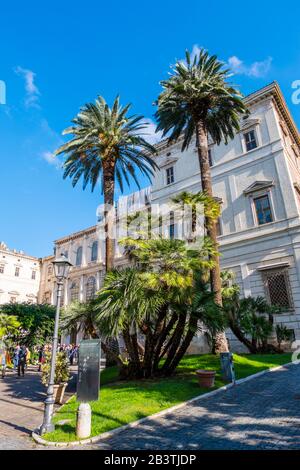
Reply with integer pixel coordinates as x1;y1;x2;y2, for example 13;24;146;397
151;82;300;154
54;225;97;245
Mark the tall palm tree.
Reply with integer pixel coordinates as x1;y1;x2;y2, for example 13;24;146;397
155;48;248;352
55;96;158;271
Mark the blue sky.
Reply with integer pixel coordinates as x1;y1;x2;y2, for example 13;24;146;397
1;0;300;257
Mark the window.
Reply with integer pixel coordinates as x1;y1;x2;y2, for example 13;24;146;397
75;246;83;266
47;265;53;276
0;265;4;274
15;267;20;277
254;195;273;225
262;268;293;309
10;297;16;303
166;166;175;185
86;276;96;300
91;241;98;262
208;149;213;167
32;271;36;280
244;130;257;152
70;281;79;302
169;211;175;239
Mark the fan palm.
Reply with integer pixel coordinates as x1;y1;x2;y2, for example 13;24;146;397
155;48;248;352
55;96;158;271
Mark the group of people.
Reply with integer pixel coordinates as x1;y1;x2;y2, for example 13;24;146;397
0;345;29;378
0;342;79;379
59;344;79;365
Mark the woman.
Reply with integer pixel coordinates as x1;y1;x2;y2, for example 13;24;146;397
0;346;7;379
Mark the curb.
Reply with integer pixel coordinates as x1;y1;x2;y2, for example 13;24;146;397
32;360;295;447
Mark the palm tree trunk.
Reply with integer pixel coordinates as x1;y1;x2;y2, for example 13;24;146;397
195;119;228;353
103;163;115;272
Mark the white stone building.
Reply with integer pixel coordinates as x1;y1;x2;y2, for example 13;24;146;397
39;82;300;351
0;242;40;304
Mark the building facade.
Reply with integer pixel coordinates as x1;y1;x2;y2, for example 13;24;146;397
0;242;40;304
37;82;300;351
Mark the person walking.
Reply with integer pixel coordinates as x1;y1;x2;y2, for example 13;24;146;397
38;346;44;372
17;346;27;377
25;347;31;369
13;345;20;369
0;347;7;379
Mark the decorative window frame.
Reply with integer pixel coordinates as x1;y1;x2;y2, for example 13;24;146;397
239;118;262;154
243;181;275;226
165;165;176;186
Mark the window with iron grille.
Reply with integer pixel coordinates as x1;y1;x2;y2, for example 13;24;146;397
244;130;257;151
253;194;273;225
0;264;4;274
86;276;96;300
70;281;79;302
15;267;20;277
166;166;174;185
262;268;293;309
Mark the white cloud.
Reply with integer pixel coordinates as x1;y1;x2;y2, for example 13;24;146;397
141;118;163;145
41;150;62;168
228;55;272;78
15;66;41;108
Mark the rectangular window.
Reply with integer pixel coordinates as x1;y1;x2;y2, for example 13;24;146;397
254;195;273;225
32;270;36;280
263;268;293;309
0;265;4;274
15;267;20;277
244;130;257;152
166;166;174;185
169;211;175;239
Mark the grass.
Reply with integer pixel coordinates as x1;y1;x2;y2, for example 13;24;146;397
43;353;291;442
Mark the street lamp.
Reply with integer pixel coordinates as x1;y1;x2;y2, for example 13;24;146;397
39;253;73;435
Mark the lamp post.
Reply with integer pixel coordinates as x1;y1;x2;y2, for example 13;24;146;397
39;254;73;435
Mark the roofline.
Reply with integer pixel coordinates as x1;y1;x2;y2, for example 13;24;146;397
152;81;300;152
54;225;97;245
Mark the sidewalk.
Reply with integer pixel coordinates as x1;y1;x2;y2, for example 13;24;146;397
0;365;76;450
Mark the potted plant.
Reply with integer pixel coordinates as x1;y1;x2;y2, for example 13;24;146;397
41;351;70;404
195;369;216;388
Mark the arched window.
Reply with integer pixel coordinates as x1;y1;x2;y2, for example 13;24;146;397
86;276;96;300
91;241;98;262
47;265;53;276
75;246;82;266
70;281;79;302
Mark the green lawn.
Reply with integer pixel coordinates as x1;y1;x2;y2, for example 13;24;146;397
43;353;291;442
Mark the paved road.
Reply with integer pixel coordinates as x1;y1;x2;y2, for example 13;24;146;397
92;363;300;450
0;366;76;450
0;366;45;449
1;362;300;450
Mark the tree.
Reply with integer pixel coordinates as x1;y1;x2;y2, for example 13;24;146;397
155;48;248;352
55;96;158;271
0;303;55;347
275;324;294;351
60;300;124;368
221;272;280;353
94;237;224;379
0;314;20;345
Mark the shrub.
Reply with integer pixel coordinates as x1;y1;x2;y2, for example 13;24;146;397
41;351;70;385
